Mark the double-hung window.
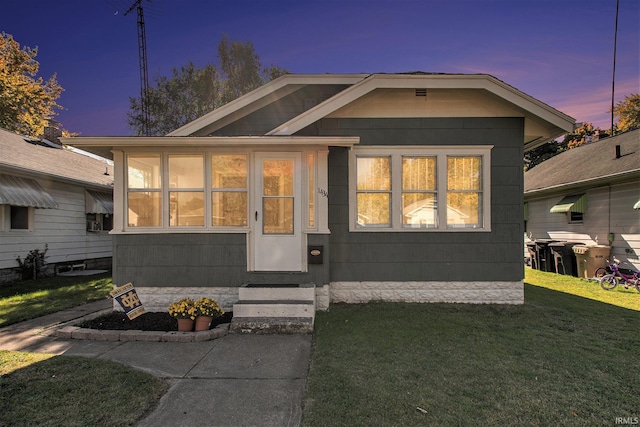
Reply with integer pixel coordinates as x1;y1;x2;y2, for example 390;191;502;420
350;146;491;231
211;154;247;227
127;154;162;227
169;155;204;227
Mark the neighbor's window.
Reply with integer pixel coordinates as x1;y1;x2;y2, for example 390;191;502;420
212;154;247;226
127;154;162;227
351;147;491;231
447;156;482;228
356;156;391;227
86;213;113;232
10;206;30;230
169;155;204;227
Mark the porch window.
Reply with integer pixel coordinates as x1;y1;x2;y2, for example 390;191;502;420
169;155;204;227
350;146;491;232
211;154;247;226
127;155;162;227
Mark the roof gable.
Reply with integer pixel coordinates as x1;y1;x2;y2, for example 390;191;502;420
524;129;640;194
169;73;575;148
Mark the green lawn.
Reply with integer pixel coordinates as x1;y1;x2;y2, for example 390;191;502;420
0;350;168;427
302;270;640;426
0;273;113;327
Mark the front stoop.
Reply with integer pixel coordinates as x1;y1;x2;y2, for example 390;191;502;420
230;284;315;334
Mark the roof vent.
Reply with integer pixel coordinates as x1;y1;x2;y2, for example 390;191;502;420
415;88;427;97
615;145;621;159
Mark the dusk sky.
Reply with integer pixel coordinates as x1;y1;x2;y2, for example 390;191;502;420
2;0;638;137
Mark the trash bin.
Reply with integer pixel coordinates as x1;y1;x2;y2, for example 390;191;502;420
534;239;559;272
573;245;611;279
526;242;538;269
549;242;584;276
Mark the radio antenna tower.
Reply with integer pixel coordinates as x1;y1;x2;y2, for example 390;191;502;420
124;0;150;136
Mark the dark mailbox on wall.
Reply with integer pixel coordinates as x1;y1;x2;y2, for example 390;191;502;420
308;245;323;264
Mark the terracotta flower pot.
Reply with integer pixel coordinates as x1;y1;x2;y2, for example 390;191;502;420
177;318;194;332
195;316;213;331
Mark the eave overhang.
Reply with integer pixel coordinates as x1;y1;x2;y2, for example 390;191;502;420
61;136;361;160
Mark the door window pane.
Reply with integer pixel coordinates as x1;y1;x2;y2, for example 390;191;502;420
263;160;293;196
263;198;293;234
127;192;161;227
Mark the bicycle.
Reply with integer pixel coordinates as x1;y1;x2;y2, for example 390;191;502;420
599;258;640;292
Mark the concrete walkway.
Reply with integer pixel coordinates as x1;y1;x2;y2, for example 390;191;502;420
0;300;312;427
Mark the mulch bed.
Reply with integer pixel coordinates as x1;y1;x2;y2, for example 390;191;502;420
79;311;233;331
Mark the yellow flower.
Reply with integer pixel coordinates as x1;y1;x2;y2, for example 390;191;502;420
168;298;197;320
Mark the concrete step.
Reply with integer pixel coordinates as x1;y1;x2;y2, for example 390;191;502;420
231;284;316;334
229;317;313;334
233;300;314;319
238;283;315;302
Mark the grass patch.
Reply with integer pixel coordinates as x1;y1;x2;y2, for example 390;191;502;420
525;268;640;311
303;276;639;426
0;350;168;426
0;274;113;327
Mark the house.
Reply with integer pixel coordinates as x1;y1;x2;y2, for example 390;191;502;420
0;128;114;283
64;73;575;314
524;128;640;270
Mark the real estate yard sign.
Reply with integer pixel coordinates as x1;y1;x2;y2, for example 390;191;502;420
109;282;145;319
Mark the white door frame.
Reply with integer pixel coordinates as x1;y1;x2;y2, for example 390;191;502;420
250;152;306;272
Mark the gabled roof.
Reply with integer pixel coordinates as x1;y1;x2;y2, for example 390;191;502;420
524;129;640;194
168;74;368;137
0;128;113;188
169;73;576;148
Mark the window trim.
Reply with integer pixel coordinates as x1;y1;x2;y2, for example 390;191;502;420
349;145;492;232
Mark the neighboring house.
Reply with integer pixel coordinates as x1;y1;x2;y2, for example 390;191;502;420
65;73;575;311
0;128;114;283
524;128;640;270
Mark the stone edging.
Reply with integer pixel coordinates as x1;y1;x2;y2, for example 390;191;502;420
54;323;230;343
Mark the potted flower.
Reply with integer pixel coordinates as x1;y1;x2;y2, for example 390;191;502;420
193;297;224;331
168;298;197;331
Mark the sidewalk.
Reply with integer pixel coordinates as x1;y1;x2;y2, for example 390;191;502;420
0;301;312;427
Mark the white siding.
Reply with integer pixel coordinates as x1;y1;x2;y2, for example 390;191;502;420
0;179;112;269
525;180;640;269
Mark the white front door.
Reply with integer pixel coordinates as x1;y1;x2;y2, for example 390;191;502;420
252;152;304;271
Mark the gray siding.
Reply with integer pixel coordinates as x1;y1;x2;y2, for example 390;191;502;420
113;233;330;287
212;85;350;136
318;118;525;282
